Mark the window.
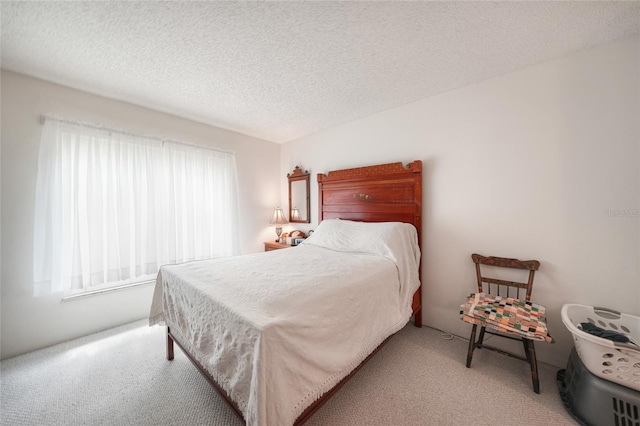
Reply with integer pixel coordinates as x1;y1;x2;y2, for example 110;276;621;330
33;117;239;296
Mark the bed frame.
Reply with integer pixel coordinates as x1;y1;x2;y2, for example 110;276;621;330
166;160;423;425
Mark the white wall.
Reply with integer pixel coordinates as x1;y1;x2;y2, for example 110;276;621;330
280;35;640;367
0;70;281;359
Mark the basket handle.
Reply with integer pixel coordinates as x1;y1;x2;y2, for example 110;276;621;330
593;306;621;319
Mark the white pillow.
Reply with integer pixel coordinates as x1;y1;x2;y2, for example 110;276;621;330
302;218;415;257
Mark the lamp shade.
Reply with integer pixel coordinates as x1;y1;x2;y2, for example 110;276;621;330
269;207;289;225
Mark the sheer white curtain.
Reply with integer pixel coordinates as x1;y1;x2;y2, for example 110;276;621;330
33;118;239;296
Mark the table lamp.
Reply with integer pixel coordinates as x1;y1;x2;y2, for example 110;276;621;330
269;207;289;242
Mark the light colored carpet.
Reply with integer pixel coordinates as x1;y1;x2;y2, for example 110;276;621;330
0;320;577;425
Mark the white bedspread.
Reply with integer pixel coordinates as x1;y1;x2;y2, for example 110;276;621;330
149;220;420;426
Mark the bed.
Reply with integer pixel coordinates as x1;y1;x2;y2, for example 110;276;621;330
149;160;423;425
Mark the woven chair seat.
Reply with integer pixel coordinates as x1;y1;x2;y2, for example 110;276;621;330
460;293;554;343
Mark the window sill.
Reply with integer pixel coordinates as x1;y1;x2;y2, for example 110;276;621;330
61;279;155;301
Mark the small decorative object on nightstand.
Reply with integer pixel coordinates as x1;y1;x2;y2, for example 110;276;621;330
264;241;291;252
288;230;306;246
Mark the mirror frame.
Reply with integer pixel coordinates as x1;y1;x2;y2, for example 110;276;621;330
287;166;310;223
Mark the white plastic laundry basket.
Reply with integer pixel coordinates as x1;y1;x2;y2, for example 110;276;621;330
561;303;640;391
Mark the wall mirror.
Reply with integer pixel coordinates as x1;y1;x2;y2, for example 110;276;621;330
287;166;310;223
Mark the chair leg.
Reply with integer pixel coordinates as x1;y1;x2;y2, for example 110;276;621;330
522;338;532;364
523;339;540;394
466;324;478;368
477;326;486;348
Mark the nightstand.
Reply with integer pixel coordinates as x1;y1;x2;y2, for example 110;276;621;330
264;241;291;252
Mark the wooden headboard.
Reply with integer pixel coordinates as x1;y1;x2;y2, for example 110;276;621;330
317;160;423;326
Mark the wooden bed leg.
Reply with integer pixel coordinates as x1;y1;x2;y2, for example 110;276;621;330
167;327;174;361
414;309;422;327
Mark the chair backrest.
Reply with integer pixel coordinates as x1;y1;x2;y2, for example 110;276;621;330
471;253;540;301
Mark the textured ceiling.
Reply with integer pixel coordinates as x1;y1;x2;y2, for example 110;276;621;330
2;1;638;143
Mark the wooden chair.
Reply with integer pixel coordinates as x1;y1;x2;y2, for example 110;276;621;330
462;253;548;394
